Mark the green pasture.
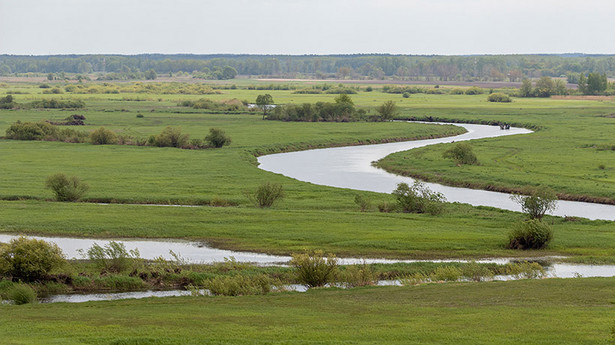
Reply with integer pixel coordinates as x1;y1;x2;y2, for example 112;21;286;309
1;278;613;344
1;82;615;260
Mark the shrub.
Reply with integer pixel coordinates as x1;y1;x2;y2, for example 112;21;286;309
0;236;66;281
90;127;118;145
45;173;88;201
5;120;57;140
510;186;558;220
461;261;494;281
246;182;284;208
487;93;512;102
392;181;445;215
340;263;377;287
507;220;554;250
442;142;479;165
204;128;231;148
7;284;37;305
290;250;338;288
354;194;372;212
377;201;396;213
504;261;546;279
83;241;140;273
430;266;462;282
402;92;410;98
465;86;484;95
28;99;85;109
151;127;189;148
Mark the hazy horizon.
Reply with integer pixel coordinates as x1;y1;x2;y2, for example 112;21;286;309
1;0;614;56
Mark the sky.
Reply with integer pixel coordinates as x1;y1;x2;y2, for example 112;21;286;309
1;0;614;56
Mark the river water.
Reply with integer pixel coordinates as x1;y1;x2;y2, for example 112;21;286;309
258;123;615;221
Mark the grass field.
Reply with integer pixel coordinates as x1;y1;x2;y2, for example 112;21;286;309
1;82;615;261
1;278;613;344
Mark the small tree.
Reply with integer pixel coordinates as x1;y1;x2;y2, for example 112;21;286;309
256;94;274;119
376;100;398;121
392;181;445;215
518;78;533;97
510;186;557;220
204;128;231;148
0;236;66;281
45;173;89;201
442;142;478;165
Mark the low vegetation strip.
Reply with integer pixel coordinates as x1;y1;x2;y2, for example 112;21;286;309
0;278;613;344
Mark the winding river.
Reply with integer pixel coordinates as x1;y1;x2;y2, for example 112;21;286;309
258;122;615;221
2;122;615;284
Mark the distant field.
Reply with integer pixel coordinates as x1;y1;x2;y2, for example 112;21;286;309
1;278;613;344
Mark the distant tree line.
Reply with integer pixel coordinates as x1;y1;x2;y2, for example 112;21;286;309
2;54;615;81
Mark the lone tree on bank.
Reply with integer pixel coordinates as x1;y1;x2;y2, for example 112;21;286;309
376;100;398;121
510;186;557;220
256;94;274;119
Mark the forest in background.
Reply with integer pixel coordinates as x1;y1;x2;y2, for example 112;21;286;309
2;54;615;82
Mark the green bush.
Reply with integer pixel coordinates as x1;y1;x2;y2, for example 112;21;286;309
487;93;512;102
7;284;37;305
28;99;84;109
392;181;445;215
204;128;231;148
507;220;554;250
150;127;189;148
377;201;396;213
290;250;338;288
430;266;462;282
0;236;66;281
442;142;479;165
402;92;410;98
504;261;546;279
246;182;284;208
5;121;57;140
90;127;118;145
45;173;89;201
465;86;484;95
83;241;140;273
340;263;377;287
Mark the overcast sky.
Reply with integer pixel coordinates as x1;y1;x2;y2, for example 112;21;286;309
1;0;614;56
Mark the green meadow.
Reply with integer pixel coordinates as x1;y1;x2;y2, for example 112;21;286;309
1;278;613;344
1;82;615;261
2;80;615;344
